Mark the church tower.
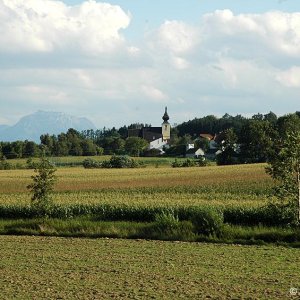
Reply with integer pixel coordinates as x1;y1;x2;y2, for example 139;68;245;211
162;107;171;141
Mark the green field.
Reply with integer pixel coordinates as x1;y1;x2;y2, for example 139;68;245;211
6;155;186;168
0;162;299;299
0;163;272;208
0;236;298;299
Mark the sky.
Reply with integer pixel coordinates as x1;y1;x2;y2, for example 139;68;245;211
0;0;299;128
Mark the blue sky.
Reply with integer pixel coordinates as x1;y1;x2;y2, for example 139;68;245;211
0;0;299;128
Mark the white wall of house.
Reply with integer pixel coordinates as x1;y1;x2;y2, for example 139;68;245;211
195;148;205;157
186;148;205;158
149;138;168;150
186;144;194;150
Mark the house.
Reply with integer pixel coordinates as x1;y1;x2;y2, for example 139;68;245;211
186;148;205;158
128;107;171;152
199;133;218;150
199;132;226;159
199;133;214;141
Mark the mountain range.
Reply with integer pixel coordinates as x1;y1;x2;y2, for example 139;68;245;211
0;111;96;143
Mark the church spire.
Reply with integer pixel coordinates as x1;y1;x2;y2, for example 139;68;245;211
162;106;169;123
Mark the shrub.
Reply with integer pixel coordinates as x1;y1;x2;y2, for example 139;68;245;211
181;159;197;167
0;158;12;170
223;203;297;227
189;207;223;236
82;158;101;169
172;158;206;168
103;155;141;168
26;158;37;169
27;157;57;215
83;156;141;169
148;212;196;241
154;211;179;230
197;157;207;167
171;159;181;168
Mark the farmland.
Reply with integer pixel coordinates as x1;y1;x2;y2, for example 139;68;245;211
0;163;272;208
0;162;299;299
0;162;294;243
0;235;299;299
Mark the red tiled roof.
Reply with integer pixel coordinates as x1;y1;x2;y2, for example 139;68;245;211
199;133;214;140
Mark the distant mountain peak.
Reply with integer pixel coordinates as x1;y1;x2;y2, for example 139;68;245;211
0;111;96;142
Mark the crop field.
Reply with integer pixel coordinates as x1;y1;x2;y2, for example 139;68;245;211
0;163;298;299
0;235;299;299
0;163;272;208
7;155;182;168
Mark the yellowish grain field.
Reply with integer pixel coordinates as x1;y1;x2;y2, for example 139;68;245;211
0;163;272;208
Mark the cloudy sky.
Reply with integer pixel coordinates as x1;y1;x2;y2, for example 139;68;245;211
0;0;299;128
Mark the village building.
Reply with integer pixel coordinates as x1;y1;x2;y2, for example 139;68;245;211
185;147;205;158
128;107;171;153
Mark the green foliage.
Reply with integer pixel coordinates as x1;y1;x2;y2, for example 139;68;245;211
223;203;296;226
150;213;195;241
171;158;181;168
189;207;223;236
82;158;101;169
216;128;238;165
154;211;179;229
26;158;37;169
83;155;141;169
27;157;57;214
266;117;300;222
171;158;206;168
125;137;148;156
108;155;140;168
0;157;12;170
181;158;197;167
239;120;276;163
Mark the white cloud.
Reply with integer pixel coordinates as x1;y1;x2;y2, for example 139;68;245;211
156;20;198;54
147;20;199;69
202;10;300;62
0;0;130;54
277;67;300;87
141;85;168;102
0;7;300;127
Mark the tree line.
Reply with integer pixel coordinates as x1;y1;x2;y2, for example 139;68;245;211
0;127;149;159
0;112;299;164
171;111;300;165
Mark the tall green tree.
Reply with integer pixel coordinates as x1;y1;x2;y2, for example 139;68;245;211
266;118;300;223
40;134;55;155
216;128;238;165
81;139;97;156
27;157;57;213
125;137;148;156
239;120;275;163
23;140;40;158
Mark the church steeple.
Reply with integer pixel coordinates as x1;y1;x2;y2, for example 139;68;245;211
162;106;169;123
162;106;171;141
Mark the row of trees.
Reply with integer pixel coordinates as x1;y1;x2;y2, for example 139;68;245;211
1;112;299;163
215;112;300;165
0;128;149;159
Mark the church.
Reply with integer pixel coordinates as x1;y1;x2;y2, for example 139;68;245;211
128;107;171;152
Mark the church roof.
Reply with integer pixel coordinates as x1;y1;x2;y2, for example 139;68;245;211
162;107;169;123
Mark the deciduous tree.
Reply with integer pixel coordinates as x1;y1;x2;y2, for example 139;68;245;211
27;157;57;213
266;119;300;223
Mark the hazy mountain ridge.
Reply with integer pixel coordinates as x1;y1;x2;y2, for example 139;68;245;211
0;111;96;142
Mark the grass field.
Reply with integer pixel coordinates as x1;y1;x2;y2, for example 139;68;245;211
0;235;298;299
0;162;298;299
6;155;185;168
0;163;272;208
